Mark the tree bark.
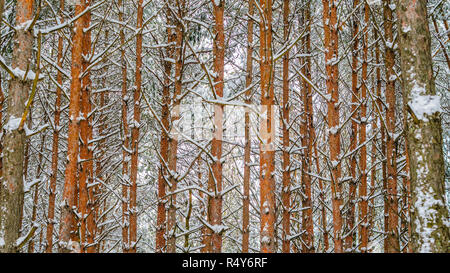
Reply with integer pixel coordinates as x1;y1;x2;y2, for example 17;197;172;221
281;0;291;254
345;0;359;252
0;0;3;185
259;0;276;253
207;0;225;253
59;0;86;253
322;0;343;253
242;0;254;254
155;2;174;254
358;2;369;253
383;0;399;253
300;0;314;253
129;0;144;253
118;0;130;253
0;0;34;253
166;0;184;253
397;0;449;253
79;0;93;253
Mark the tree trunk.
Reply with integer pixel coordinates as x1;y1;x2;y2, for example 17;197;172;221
281;0;291;254
59;0;85;253
383;0;399;253
358;2;369;253
118;0;130;253
345;0;359;252
0;0;34;253
0;0;4;242
155;2;174;254
79;0;93;253
129;0;144;253
0;0;3;183
322;0;343;253
166;0;184;253
259;0;276;253
397;0;450;253
207;0;225;253
300;0;314;253
242;0;254;254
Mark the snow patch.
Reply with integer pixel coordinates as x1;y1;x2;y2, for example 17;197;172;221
402;25;412;33
4;116;22;131
367;0;381;5
408;83;441;121
414;186;443;253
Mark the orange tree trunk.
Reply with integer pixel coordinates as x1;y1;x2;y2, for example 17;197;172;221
383;0;399;253
59;0;85;253
155;3;174;253
300;1;315;253
208;0;225;253
281;0;291;253
345;0;359;252
259;0;276;253
242;0;254;254
322;0;343;253
79;0;93;253
167;0;184;253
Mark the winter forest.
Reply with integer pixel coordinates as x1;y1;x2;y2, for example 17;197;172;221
0;0;448;254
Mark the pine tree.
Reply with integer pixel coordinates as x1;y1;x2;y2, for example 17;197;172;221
397;0;450;253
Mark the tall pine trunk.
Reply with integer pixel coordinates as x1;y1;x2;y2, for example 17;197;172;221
79;0;93;252
167;0;184;252
208;0;225;253
397;0;449;253
281;0;291;253
129;0;144;253
383;0;399;253
155;3;174;253
322;0;343;253
59;0;85;253
0;0;34;253
358;2;369;252
346;0;359;252
300;0;314;253
259;0;276;253
242;0;254;254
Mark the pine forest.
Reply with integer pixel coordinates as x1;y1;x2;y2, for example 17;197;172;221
0;0;448;254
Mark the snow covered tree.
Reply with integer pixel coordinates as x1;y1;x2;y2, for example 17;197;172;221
397;0;449;253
